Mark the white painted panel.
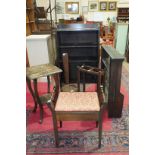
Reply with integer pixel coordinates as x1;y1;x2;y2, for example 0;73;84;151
26;35;51;67
115;23;128;55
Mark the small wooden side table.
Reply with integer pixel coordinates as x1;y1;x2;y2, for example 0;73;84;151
26;64;62;123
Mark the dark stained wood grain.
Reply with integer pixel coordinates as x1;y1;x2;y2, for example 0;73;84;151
101;45;124;118
62;53;69;84
56;24;99;82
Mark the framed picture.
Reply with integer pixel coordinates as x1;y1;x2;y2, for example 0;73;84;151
88;1;98;12
100;2;107;11
108;2;117;11
65;2;79;14
82;6;88;15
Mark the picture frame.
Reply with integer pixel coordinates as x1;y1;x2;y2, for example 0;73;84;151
99;2;107;11
65;2;79;14
88;1;98;12
108;2;117;11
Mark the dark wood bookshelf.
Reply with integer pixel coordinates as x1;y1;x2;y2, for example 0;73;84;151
117;8;129;22
101;46;124;118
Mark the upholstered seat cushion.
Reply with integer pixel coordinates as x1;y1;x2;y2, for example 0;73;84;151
55;92;100;112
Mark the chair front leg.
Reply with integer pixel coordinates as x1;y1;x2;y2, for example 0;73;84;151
98;104;104;148
47;102;59;147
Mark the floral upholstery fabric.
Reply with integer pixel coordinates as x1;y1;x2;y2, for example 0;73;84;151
55;92;100;111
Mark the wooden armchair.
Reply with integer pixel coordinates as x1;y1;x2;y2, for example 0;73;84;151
47;65;105;148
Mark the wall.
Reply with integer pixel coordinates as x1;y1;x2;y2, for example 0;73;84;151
117;0;129;8
36;0;129;25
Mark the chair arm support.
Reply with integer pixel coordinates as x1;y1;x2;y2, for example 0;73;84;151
98;85;104;104
100;101;108;111
100;85;108;108
100;102;104;110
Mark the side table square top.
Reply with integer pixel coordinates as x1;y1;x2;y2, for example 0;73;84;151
26;64;62;80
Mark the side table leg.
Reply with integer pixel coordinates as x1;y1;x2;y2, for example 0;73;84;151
26;77;37;112
47;75;50;93
33;79;44;124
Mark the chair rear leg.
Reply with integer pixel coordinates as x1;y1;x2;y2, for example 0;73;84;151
53;115;59;147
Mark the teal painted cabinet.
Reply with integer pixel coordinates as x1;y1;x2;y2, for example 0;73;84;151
114;23;129;55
